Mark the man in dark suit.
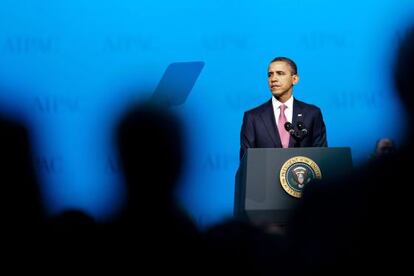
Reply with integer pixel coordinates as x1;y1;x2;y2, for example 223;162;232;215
240;57;327;159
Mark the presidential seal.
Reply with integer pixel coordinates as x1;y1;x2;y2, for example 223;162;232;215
279;156;322;198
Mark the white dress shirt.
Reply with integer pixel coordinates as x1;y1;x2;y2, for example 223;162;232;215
272;95;294;127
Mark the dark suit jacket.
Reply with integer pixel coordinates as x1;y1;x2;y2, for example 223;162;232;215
240;98;327;159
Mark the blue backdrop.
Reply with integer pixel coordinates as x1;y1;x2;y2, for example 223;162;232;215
0;0;413;227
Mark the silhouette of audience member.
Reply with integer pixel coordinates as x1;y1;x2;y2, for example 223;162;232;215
0;115;49;266
285;26;414;275
0;117;44;231
371;138;396;160
112;102;203;272
205;218;290;275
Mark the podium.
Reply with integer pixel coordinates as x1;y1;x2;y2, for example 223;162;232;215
234;147;352;225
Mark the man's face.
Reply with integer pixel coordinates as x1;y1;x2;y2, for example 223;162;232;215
268;61;299;102
376;139;395;157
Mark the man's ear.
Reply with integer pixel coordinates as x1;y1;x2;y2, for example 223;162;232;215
292;74;299;85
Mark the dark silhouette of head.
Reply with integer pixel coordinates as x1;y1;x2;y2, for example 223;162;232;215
394;26;414;139
395;27;414;112
116;102;184;213
112;102;204;273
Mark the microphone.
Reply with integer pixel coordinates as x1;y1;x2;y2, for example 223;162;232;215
284;122;295;135
285;122;301;142
296;122;308;136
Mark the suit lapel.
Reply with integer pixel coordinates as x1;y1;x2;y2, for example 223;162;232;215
289;98;304;147
259;99;281;147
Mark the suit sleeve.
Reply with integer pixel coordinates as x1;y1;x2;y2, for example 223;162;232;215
240;112;255;160
312;108;328;147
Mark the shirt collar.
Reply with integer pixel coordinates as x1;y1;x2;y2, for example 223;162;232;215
272;95;294;110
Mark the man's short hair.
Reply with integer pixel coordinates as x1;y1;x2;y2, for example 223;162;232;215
270;57;298;75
